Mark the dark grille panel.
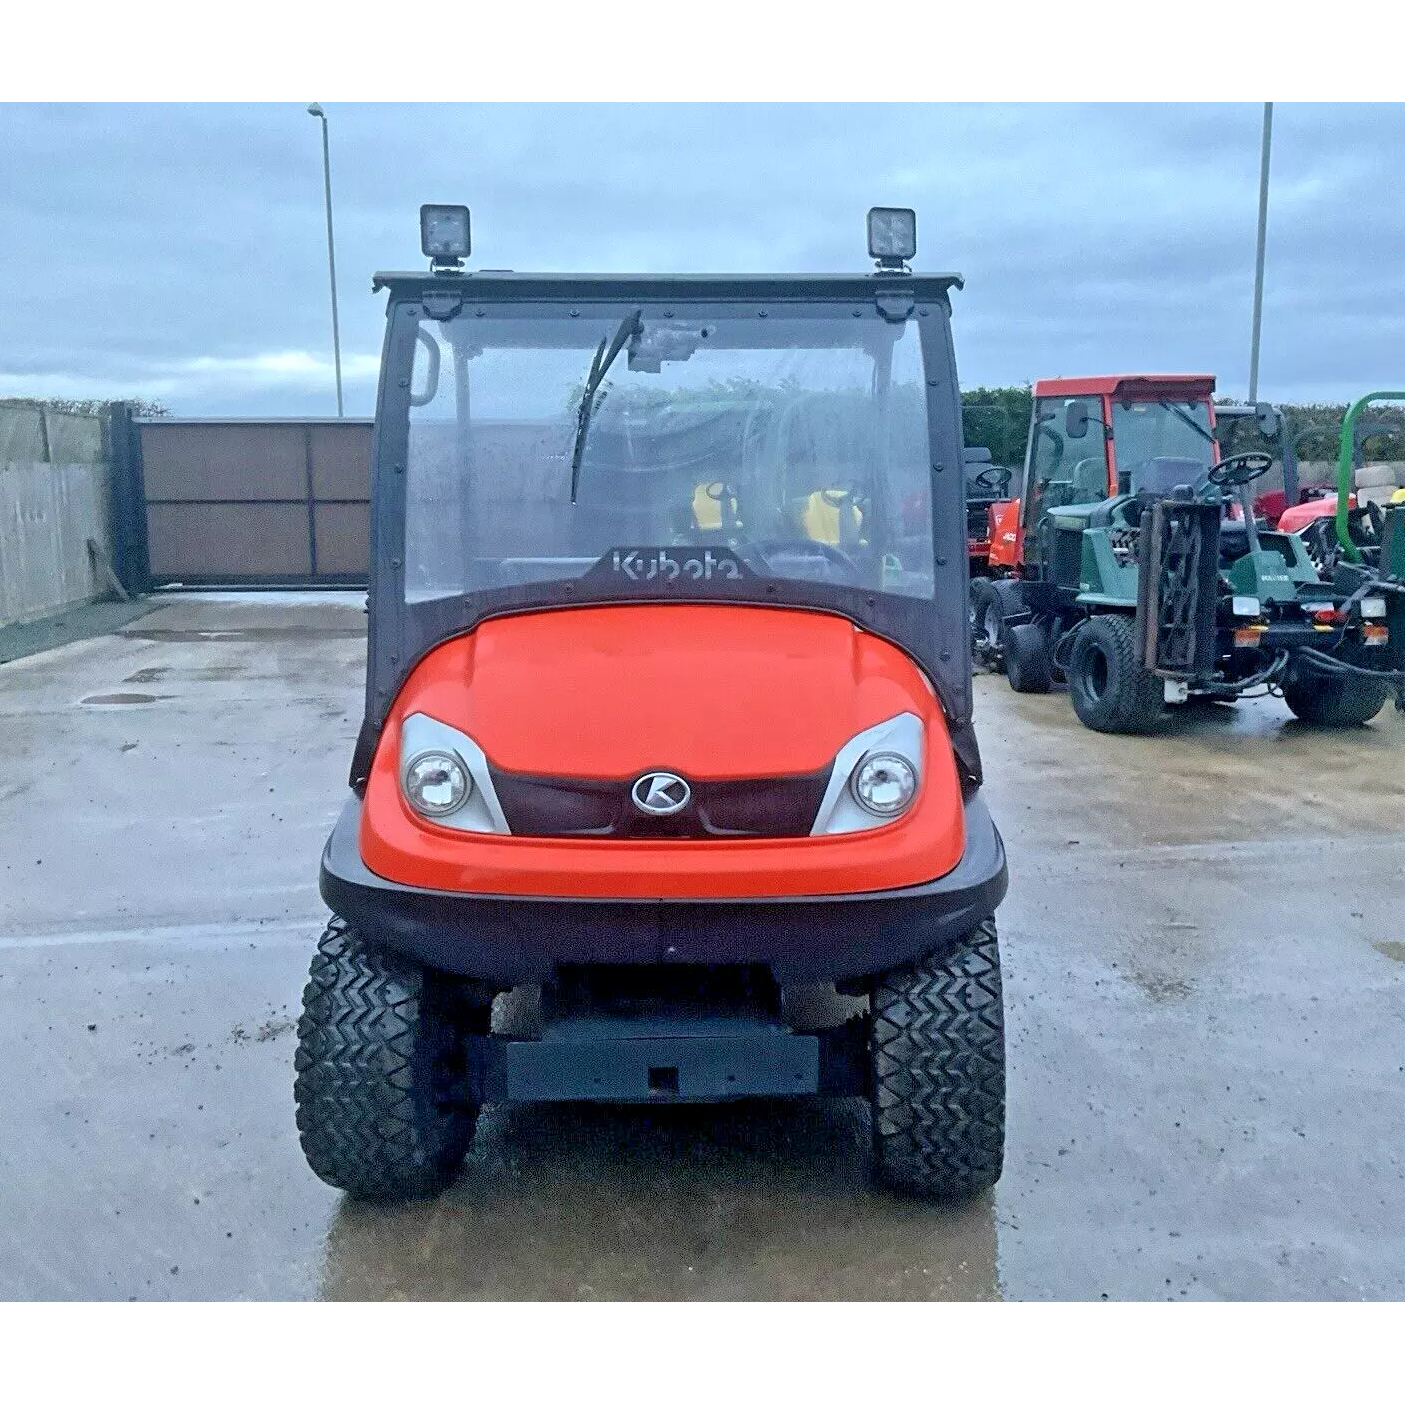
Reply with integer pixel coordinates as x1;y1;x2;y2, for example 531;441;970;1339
489;766;833;838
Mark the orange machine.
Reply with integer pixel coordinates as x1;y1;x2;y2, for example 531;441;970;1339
294;206;1009;1204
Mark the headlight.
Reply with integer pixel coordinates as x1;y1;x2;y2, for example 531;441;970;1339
850;751;918;817
397;714;511;833
1361;597;1387;619
811;712;924;835
403;750;470;818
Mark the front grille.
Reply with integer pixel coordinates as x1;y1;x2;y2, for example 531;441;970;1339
489;766;833;838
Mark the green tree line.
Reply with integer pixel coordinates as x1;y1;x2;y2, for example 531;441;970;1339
1;396;170;418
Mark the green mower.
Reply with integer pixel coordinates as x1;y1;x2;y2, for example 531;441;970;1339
982;377;1405;733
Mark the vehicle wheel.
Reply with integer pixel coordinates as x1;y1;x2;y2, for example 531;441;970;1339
870;919;1005;1199
969;578;1005;673
1282;672;1390;727
294;917;487;1200
1004;620;1052;693
1067;613;1163;733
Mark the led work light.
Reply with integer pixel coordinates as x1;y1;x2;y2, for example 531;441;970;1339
420;204;471;268
867;206;916;268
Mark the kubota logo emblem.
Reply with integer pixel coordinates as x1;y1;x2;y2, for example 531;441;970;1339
631;771;691;816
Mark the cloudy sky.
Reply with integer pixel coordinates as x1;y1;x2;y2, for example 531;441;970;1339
2;102;1401;416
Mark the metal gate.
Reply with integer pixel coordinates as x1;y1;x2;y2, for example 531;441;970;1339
132;417;372;587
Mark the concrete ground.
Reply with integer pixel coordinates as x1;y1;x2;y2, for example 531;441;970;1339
1;593;1402;1300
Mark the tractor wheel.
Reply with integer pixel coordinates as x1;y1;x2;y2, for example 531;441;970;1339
294;917;487;1200
1004;621;1052;693
969;578;1005;673
1067;614;1163;734
870;919;1006;1200
1282;673;1390;727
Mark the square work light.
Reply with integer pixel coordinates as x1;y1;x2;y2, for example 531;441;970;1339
420;204;472;264
867;206;917;264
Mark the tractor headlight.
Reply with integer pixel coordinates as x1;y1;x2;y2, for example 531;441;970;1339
851;752;918;817
811;713;924;835
1361;597;1387;619
1232;595;1261;617
403;751;470;818
398;714;511;833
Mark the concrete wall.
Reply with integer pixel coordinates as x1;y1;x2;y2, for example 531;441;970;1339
0;459;113;628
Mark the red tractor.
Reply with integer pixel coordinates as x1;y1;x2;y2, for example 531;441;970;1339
964;446;1014;580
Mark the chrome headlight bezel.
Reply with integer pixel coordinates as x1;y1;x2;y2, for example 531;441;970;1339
398;713;511;834
811;713;924;835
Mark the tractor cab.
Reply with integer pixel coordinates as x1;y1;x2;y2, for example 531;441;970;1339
1021;376;1315;598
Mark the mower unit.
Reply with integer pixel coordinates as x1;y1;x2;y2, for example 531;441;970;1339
293;206;1009;1202
971;374;1405;732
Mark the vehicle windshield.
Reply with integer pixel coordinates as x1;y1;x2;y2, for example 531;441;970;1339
1112;399;1216;492
403;305;935;603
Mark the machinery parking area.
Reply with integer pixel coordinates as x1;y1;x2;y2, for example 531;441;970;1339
1;593;1402;1300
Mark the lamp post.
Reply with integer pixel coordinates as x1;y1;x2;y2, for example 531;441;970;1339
1248;101;1273;404
306;102;344;417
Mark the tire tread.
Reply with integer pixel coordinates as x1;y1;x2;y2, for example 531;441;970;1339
870;920;1006;1199
293;918;479;1200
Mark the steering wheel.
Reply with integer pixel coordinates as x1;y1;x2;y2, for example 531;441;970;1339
975;465;1012;494
754;537;864;583
1207;451;1273;488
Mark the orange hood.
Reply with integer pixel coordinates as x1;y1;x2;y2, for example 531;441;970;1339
361;602;965;898
391;603;935;780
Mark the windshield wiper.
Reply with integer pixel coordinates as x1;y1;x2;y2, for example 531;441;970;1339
569;308;642;503
1164;402;1216;445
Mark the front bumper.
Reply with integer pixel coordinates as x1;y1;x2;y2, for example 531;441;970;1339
319;793;1008;986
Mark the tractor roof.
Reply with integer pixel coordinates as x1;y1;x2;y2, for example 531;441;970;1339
1034;373;1217;400
371;270;965;300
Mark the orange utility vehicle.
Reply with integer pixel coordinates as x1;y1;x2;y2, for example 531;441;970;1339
294;206;1009;1201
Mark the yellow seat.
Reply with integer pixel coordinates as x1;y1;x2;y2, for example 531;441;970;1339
800;489;864;547
692;483;741;531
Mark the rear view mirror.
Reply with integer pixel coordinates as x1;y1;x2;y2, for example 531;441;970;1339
628;323;711;374
1065;401;1090;439
1254;402;1281;437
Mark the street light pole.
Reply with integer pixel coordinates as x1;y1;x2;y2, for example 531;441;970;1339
306;102;344;417
1248;101;1273;404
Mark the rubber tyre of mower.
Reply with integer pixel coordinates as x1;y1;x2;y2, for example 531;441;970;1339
294;917;487;1200
969;578;1006;673
1282;673;1390;727
870;919;1006;1200
1004;620;1052;693
1067;613;1163;733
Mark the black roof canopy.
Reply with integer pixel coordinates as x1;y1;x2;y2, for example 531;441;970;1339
371;270;965;300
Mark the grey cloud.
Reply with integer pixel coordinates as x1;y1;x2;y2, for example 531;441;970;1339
2;102;1403;414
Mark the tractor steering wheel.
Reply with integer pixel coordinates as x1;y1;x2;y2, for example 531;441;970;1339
755;537;864;583
1207;452;1273;488
975;465;1012;494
